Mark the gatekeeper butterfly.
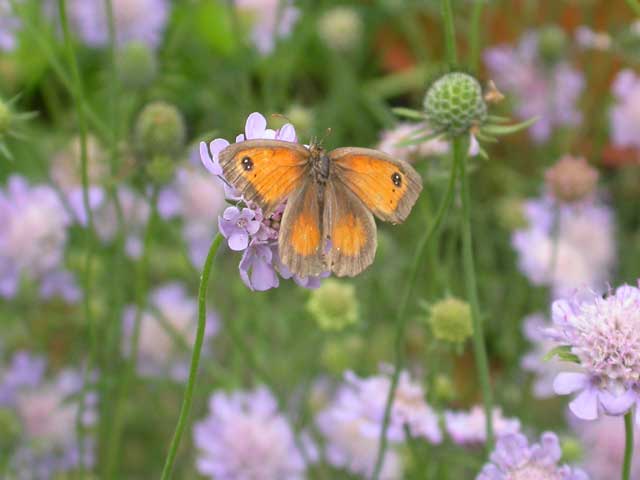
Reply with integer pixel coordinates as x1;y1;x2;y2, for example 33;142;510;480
219;140;423;277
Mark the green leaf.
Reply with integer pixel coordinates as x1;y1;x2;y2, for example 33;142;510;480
481;116;539;136
543;345;581;364
395;130;443;147
392;107;428;121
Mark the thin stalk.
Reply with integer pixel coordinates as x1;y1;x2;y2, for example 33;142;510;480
623;411;634;480
625;0;640;15
456;137;494;449
57;1;96;473
469;1;484;70
105;189;159;477
440;0;458;64
371;159;459;480
160;233;223;480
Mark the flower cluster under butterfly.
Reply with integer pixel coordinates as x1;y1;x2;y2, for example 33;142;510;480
201;113;423;290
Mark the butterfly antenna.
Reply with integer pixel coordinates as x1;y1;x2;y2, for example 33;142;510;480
318;128;332;147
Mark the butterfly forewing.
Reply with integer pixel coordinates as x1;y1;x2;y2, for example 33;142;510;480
329;147;423;224
218;140;310;215
323;181;377;277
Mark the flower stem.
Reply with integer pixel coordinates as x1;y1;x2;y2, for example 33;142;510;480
160;233;223;480
371;158;459;480
455;137;494;450
440;0;458;65
623;411;634;480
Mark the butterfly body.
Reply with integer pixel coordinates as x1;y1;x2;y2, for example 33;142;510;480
219;139;423;278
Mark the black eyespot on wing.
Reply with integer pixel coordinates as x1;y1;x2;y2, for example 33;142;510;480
241;156;254;171
391;172;402;187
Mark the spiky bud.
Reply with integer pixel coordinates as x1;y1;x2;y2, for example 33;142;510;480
545;155;599;203
423;72;487;136
307;279;359;331
117;42;158;90
427;297;473;344
134;101;186;160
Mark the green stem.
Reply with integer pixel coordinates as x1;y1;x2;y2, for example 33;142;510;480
440;0;458;64
57;1;96;473
160;233;223;480
623;411;634;480
469;1;484;71
371;159;459;480
105;189;159;477
626;0;640;15
456;137;494;450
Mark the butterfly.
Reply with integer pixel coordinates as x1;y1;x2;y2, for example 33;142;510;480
219;140;423;277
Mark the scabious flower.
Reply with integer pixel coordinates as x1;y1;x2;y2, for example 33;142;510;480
484;31;585;142
511;195;615;299
158;152;226;265
94;186;150;258
377;123;449;163
571;415;640;478
477;431;588;479
544;155;599;204
445;406;520;446
549;284;640;424
0;0;20;51
193;387;307;480
122;283;218;380
610;69;640;149
0;352;97;479
200;112;324;291
0;176;78;301
316;368;441;478
235;0;300;55
67;0;170;49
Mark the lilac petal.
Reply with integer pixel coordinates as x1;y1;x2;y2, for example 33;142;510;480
209;138;230;157
277;123;297;142
262;128;277;139
228;232;249;251
223;183;242;201
599;389;636;415
569;388;599;420
245;112;268;139
553;372;588;395
222;206;240;221
246;219;261;235
236;133;245;143
250;257;279;291
200;141;223;176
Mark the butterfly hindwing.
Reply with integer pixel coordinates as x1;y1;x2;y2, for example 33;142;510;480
323;181;377;277
329;147;423;224
218;140;310;215
278;181;327;278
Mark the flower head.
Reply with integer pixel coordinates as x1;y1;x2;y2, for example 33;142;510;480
68;0;170;49
610;69;640;150
427;297;473;344
193;387;307;480
445;406;520;446
484;30;584;142
377;123;449;163
477;431;588;480
0;0;20;51
549;284;640;423
317;6;362;52
306;279;359;330
236;0;299;55
544;156;599;204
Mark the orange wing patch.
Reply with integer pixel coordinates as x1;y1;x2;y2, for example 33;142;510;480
330;148;423;224
219;141;310;214
332;213;367;257
289;210;321;256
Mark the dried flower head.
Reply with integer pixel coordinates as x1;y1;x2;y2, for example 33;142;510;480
545;156;599;203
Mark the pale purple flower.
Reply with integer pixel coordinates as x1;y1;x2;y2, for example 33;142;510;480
1;353;96;479
549;284;640;424
0;0;20;51
200;112;325;291
511;195;615;299
571;415;640;478
193;387;307;480
445;406;520;446
377;123;450;162
477;432;588;480
94;187;150;258
0;176;74;300
484;31;585;142
575;26;611;51
122;282;218;380
68;0;169;49
521;313;581;398
0;351;46;405
610;69;640;149
316;368;441;479
235;0;300;55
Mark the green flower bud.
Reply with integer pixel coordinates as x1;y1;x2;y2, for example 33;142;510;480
317;7;363;52
538;25;567;65
496;196;528;231
117;42;158;90
134;101;186;160
427;297;473;344
320;334;364;374
423;72;487;136
560;436;583;464
307;279;359;331
433;374;456;402
145;154;176;185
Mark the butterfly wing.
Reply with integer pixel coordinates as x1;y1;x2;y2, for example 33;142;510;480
323;181;377;277
329;147;423;224
278;181;327;278
219;140;310;215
